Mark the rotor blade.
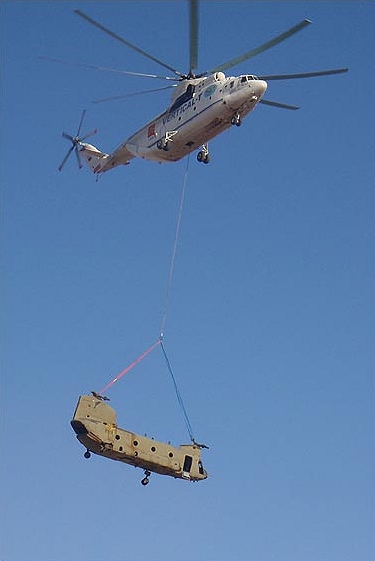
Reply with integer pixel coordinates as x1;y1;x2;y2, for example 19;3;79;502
62;132;74;141
58;145;74;171
259;99;300;110
189;0;199;74
209;19;311;74
92;85;176;104
259;68;348;80
75;146;83;169
76;109;86;137
38;56;178;81
74;10;185;78
79;128;98;142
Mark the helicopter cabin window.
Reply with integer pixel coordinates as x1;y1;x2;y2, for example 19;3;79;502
241;76;247;83
183;455;193;473
170;84;196;112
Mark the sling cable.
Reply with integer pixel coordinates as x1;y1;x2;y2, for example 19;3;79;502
97;155;203;446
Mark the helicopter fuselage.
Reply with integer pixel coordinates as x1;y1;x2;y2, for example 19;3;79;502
71;394;208;483
128;72;267;162
58;9;347;175
80;72;267;172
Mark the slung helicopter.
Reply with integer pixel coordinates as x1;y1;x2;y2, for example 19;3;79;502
57;2;348;174
71;393;208;485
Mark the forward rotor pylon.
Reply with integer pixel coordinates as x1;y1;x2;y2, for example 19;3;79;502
58;110;97;171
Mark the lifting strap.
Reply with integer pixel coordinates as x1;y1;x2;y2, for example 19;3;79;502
160;339;195;443
159;154;190;338
97;156;196;442
99;339;161;395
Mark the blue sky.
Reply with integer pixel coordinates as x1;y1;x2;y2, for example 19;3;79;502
1;2;374;561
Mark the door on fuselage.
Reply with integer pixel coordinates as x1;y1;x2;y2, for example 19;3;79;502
182;454;193;479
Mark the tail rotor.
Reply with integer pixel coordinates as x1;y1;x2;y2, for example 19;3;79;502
58;110;97;171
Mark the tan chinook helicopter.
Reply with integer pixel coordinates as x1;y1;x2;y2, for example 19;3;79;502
71;393;208;485
56;2;348;174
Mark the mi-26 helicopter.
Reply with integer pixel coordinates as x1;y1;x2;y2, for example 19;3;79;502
57;2;348;174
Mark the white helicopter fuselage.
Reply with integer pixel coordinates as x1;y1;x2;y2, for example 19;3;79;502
80;72;267;173
59;9;347;175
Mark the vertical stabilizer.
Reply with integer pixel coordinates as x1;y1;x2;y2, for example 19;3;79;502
79;143;110;174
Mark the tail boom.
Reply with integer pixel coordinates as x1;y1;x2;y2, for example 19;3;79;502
79;142;135;174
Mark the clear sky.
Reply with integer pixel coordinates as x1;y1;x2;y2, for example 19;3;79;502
1;2;374;561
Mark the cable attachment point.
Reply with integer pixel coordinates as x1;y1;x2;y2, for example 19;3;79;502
91;391;110;401
192;439;209;449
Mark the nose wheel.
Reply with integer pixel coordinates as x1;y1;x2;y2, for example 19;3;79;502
141;470;151;486
197;144;210;164
84;450;91;459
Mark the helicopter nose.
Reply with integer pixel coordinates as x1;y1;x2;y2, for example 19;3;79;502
256;79;267;97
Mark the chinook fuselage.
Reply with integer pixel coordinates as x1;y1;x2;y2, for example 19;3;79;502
71;394;208;484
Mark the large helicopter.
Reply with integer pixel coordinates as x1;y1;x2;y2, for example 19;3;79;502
71;393;208;485
57;2;347;174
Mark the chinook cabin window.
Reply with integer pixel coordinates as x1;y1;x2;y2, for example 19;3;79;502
183;455;193;473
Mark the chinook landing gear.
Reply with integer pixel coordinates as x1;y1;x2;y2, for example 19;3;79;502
141;470;151;486
84;450;91;459
197;144;210;164
231;113;242;127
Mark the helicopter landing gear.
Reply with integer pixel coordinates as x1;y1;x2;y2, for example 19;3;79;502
231;113;242;127
157;130;178;151
157;138;169;151
84;450;91;459
141;470;151;486
197;144;210;164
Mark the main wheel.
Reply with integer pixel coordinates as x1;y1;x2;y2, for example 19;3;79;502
141;477;149;486
203;154;210;164
197;151;203;162
231;115;241;126
84;450;91;459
